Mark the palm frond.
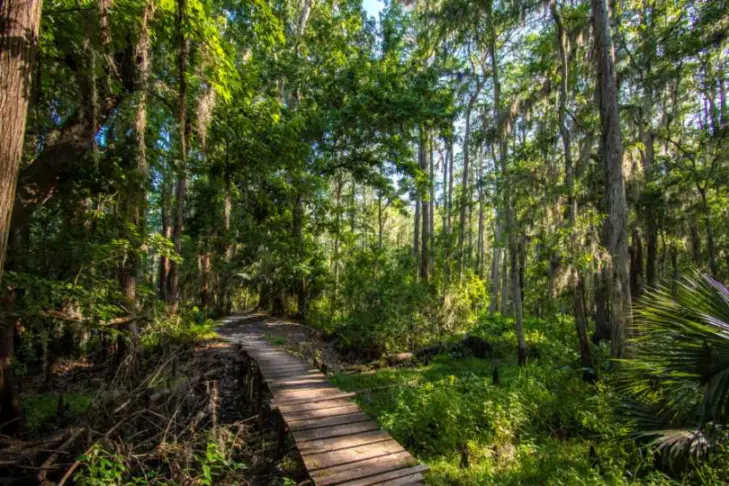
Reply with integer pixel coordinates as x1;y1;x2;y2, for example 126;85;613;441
620;273;729;459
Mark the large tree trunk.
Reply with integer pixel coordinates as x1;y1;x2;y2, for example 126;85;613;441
0;0;43;434
0;0;42;283
168;0;187;313
119;0;152;320
592;0;632;357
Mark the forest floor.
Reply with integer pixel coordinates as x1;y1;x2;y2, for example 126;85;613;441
5;318;318;485
8;311;663;485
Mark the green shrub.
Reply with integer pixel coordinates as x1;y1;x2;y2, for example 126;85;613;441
22;393;92;433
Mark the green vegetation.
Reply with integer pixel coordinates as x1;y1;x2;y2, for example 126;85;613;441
335;311;729;484
22;393;93;433
1;0;728;482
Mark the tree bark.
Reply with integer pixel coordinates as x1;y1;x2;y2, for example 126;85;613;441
458;88;481;281
168;0;187;313
443;135;454;289
119;0;153;316
592;0;632;357
489;213;501;315
0;0;42;283
420;128;429;283
159;176;171;300
489;2;526;363
552;0;594;375
0;0;43;434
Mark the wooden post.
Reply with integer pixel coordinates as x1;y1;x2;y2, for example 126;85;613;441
276;410;288;458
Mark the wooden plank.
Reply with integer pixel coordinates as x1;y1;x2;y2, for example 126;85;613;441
258;361;313;370
302;439;405;471
225;320;429;486
277;398;355;415
269;377;330;388
288;411;371;432
263;369;323;379
337;466;428;486
293;420;381;443
271;391;356;408
284;404;360;421
272;384;340;398
270;382;338;393
261;369;322;380
309;451;418;486
297;430;392;456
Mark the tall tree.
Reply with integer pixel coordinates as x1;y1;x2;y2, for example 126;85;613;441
592;0;632;357
0;0;43;434
168;0;188;313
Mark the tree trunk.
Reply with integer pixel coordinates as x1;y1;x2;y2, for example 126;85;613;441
168;0;187;313
377;193;383;248
489;6;526;363
219;148;233;314
331;176;342;315
458;90;480;281
444;136;454;290
119;0;153;322
629;227;643;299
413;194;420;264
489;213;501;315
0;0;42;283
592;0;632;357
698;187;718;278
293;192;306;318
420;128;430;284
159;177;171;300
429;133;435;274
0;0;43;434
552;0;594;375
476;155;485;279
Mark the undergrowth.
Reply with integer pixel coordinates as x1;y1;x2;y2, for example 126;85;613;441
332;312;727;485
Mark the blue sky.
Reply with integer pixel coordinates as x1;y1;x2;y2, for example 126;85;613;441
362;0;384;18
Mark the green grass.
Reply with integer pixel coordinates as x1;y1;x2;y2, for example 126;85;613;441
22;393;93;433
330;314;680;485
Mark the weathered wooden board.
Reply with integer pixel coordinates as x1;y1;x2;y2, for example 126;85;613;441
288;411;371;431
292;420;381;442
309;451;418;486
302;439;405;471
277;398;356;415
336;465;429;486
271;391;357;409
222;318;429;486
284;403;361;421
296;430;392;456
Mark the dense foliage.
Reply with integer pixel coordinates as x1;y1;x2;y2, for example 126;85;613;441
1;0;728;481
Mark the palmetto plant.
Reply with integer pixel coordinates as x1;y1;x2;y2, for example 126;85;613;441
620;274;729;460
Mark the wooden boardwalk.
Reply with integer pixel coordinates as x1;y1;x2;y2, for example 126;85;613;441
220;316;428;486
